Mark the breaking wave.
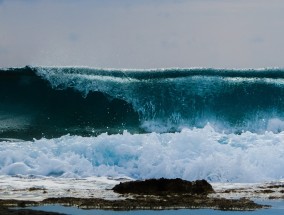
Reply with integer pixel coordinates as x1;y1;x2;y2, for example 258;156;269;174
1;66;284;139
1;125;284;182
1;66;284;182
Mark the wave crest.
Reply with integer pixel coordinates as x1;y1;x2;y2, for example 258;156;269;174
1;66;284;139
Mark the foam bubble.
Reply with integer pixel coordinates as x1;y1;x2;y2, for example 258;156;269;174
267;118;284;133
1;125;284;182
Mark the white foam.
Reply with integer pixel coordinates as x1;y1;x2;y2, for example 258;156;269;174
267;118;284;133
1;125;284;183
0;175;124;201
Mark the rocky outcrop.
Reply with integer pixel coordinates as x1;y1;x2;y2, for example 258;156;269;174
0;207;64;215
112;178;214;195
0;179;268;212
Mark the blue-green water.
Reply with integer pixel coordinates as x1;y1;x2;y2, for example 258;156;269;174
25;200;284;215
2;67;284;182
2;66;284;139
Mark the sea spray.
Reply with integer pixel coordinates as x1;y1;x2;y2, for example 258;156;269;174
1;66;284;183
1;125;284;182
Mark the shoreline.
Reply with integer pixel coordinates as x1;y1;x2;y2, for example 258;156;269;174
1;178;284;214
0;194;268;211
0;195;269;215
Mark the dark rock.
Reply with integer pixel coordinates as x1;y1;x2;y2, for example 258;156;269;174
0;180;267;212
0;194;266;212
0;207;65;215
112;178;214;195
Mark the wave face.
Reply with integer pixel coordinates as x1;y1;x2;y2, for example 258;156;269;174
1;66;284;139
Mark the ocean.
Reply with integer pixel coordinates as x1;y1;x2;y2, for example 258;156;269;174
1;66;284;182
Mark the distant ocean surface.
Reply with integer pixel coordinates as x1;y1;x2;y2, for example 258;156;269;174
1;66;284;183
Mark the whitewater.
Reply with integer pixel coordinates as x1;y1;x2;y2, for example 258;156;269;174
1;66;284;184
1;126;284;182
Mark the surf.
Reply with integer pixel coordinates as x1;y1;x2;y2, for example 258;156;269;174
1;66;284;139
1;125;284;182
1;66;284;183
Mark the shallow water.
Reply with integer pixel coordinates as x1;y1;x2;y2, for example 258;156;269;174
24;200;284;215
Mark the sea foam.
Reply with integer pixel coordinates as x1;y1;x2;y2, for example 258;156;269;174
1;124;284;183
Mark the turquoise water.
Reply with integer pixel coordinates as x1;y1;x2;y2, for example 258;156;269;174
2;66;284;183
3;66;284;139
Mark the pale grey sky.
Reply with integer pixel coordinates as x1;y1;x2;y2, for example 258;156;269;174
0;0;284;68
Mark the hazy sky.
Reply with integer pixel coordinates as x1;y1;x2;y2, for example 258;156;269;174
1;0;284;68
